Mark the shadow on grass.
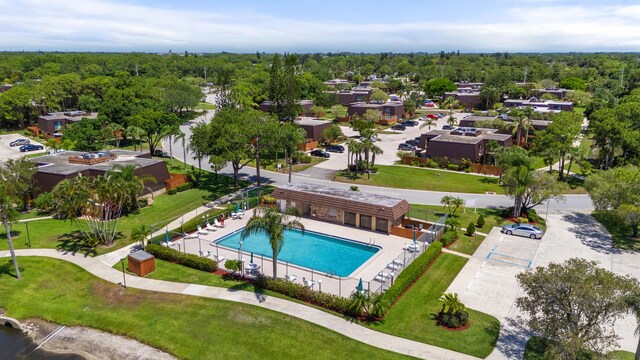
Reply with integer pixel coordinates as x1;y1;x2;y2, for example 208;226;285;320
227;277;268;303
0;260;24;279
56;231;98;257
591;210;639;252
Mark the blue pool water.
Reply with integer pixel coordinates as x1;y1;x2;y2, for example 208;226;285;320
215;229;380;277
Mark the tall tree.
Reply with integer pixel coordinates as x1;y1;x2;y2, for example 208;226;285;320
164;80;202;115
241;206;304;279
130;109;180;157
269;54;301;122
517;258;639;359
0;180;21;279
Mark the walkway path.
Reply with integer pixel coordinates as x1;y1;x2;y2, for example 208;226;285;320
1;248;479;360
442;248;472;259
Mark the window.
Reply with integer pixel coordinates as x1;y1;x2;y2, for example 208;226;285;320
328;208;337;218
54;121;62;131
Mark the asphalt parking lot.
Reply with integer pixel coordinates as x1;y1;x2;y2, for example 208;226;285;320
0;133;46;162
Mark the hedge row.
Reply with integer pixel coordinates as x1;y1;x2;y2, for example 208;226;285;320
440;230;458;246
145;243;217;272
177;182;193;192
380;242;443;305
255;275;353;315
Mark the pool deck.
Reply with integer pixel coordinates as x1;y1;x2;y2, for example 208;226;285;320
171;214;413;296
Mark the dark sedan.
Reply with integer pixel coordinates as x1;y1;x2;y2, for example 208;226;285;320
310;149;330;158
19;144;43;152
391;124;406;131
325;145;345;153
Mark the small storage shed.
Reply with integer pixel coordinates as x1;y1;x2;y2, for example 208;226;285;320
128;250;155;277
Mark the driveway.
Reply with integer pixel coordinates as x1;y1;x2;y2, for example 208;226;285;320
0;133;46;163
446;212;640;359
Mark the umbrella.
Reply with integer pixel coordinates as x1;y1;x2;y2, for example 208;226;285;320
235;202;239;213
165;230;170;244
250;252;254;264
356;278;363;293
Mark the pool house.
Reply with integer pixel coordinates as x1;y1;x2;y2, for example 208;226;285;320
271;183;410;234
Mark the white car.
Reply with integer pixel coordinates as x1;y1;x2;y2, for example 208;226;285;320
501;224;544;239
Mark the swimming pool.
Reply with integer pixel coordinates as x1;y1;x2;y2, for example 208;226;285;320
214;228;380;277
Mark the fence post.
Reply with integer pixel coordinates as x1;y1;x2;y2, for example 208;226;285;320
339;277;342;297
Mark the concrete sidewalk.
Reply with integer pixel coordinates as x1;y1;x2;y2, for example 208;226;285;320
1;248;479;360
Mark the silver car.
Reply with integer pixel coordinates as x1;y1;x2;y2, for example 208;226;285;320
501;223;544;239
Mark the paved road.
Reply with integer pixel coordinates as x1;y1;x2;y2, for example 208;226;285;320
162;108;593;212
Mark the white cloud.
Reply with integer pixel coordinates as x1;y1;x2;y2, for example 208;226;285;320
0;0;638;52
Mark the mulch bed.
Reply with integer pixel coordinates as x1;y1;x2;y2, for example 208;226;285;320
438;321;471;331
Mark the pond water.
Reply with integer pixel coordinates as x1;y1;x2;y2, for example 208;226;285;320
0;325;85;360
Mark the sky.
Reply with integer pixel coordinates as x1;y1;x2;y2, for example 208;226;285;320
1;0;640;53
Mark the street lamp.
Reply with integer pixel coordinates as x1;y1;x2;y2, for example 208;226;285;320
119;258;127;288
25;221;31;248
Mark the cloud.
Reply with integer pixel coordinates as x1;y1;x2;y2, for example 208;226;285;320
0;0;638;52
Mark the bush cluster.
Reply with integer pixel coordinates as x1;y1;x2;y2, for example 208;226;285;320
379;242;443;305
255;275;352;315
466;222;476;236
516;217;529;224
438;310;469;328
137;198;149;208
177;182;193;192
145;243;217;272
476;214;485;228
526;209;542;223
261;195;276;204
167;188;178;195
447;164;460;171
439;230;457;246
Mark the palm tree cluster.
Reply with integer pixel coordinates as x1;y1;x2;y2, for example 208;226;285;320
345;129;383;180
438;292;469;328
47;165;151;246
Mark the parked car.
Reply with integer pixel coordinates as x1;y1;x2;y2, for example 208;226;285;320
19;144;43;152
398;143;415;151
310;149;330;158
426;114;439;120
391;124;406;131
464;128;479;136
401;120;417;127
442;125;454;130
10;139;30;147
405;139;420;147
501;224;544;239
153;149;169;157
437;113;446;118
325;145;345;153
451;127;467;135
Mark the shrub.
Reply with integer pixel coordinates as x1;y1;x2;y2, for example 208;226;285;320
459;158;472;170
516;217;529;224
224;259;242;274
177;182;193;192
527;209;542;223
255;275;352;315
447;164;460;171
466;222;476;236
438;310;469;328
145;243;217;272
427;160;438;168
439;230;457;246
39;134;45;139
379;242;442;306
261;195;276;204
137;198;149;208
477;214;485;228
350;186;359;192
34;192;55;213
24;130;31;136
167;188;178;195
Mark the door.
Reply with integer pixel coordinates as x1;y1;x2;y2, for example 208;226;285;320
279;200;286;213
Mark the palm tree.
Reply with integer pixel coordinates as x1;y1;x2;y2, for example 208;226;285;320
130;225;149;248
625;293;640;360
174;128;188;170
241;207;304;279
106;123;124;148
165;124;181;167
126;125;145;152
439;292;466;315
0;181;21;279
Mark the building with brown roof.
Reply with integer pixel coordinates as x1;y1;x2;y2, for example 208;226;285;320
296;118;333;142
419;128;513;164
37;111;99;137
259;100;315;116
347;101;405;123
32;150;170;193
533;87;567;99
503;98;573;112
330;87;373;105
443;89;481;110
271;183;410;234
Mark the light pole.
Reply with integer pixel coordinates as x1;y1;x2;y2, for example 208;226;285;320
26;221;31;248
239;240;244;276
120;258;127;288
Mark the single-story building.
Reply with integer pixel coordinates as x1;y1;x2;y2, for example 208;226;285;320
259;100;315;116
533;87;567;100
503;98;573;112
331;87;372;105
455;82;483;90
419;128;513;164
37;111;99;137
296;118;333;142
271;183;410;234
32;150;170;193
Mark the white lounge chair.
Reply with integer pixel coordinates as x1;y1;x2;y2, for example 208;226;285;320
285;274;298;282
199;251;211;258
206;221;217;231
197;225;208;235
213;218;225;228
210;253;226;264
392;259;405;267
231;211;244;219
387;262;401;271
303;277;316;288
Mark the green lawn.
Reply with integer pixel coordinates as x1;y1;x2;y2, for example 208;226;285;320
335;165;504;194
408;204;509;255
195;102;216;110
367;253;500;358
592;210;640;251
0;257;410;360
524;337;634;360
